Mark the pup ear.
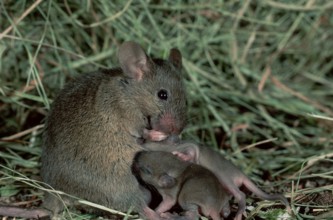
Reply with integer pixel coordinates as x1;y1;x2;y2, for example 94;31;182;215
118;41;150;81
168;48;182;70
158;174;176;188
172;144;199;163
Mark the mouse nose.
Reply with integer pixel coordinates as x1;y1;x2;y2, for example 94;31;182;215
157;112;184;134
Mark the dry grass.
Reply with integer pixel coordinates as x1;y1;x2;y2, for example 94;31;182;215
1;0;333;219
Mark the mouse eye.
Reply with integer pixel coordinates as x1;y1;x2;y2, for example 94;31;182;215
157;89;168;100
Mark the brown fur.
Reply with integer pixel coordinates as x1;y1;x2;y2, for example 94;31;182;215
40;42;187;219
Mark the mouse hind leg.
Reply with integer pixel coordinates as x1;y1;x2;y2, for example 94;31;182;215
221;202;231;218
227;186;246;220
182;205;200;220
177;202;201;220
42;191;67;216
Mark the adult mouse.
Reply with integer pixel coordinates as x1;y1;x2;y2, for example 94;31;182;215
40;41;187;219
143;141;291;220
134;151;230;220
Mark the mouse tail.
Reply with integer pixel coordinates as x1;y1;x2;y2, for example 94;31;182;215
243;179;291;212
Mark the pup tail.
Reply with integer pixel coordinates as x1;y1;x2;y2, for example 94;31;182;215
243;179;291;213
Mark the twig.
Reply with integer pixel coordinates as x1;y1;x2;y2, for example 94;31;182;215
262;0;333;11
75;0;133;28
233;138;278;155
0;125;44;141
307;113;333;121
271;76;333;116
0;0;43;40
258;65;271;92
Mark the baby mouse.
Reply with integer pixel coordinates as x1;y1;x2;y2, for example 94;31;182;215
143;141;292;220
40;41;187;219
134;151;230;220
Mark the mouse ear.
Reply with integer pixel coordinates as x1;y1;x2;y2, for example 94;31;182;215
172;144;199;163
168;48;182;69
118;41;150;81
158;174;176;188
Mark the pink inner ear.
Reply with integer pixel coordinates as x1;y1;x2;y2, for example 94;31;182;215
118;41;149;81
130;64;143;81
172;151;192;162
130;58;149;81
